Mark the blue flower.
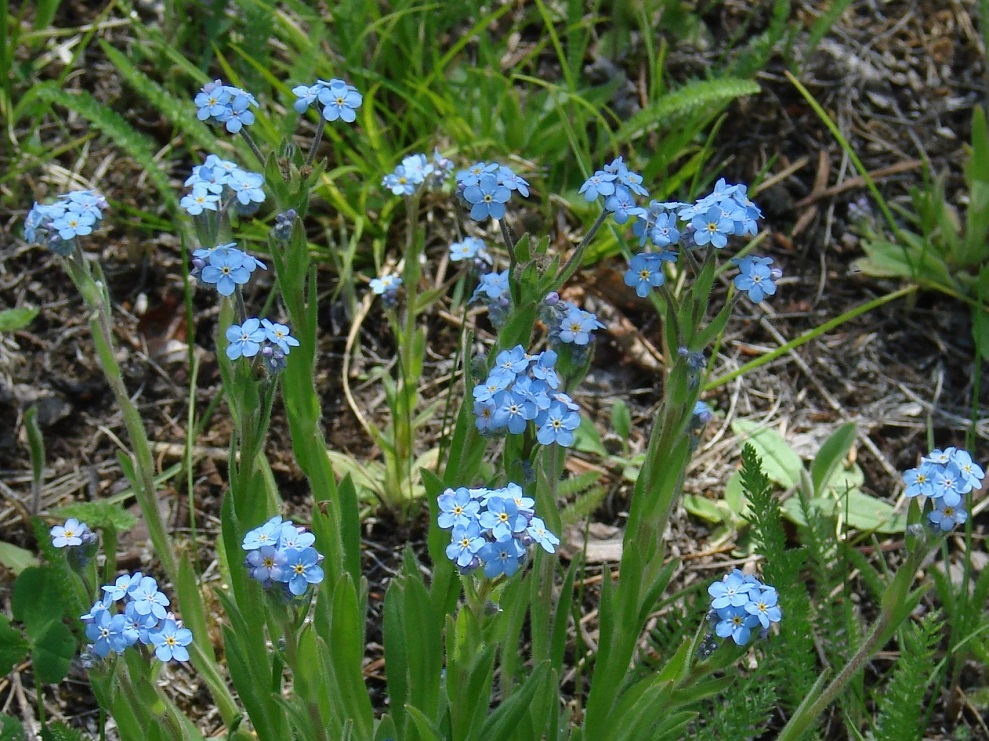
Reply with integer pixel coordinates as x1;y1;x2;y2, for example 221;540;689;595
691;206;734;248
382;167;417;196
242;515;284;550
50;518;90;548
604;186;647;224
260;319;299;355
226;318;267;360
479;536;525;578
194;81;231;121
194;81;258;133
473;398;499;433
446;520;486;568
370;274;402;295
223;93;256;133
624;253;666;298
479;497;527;541
438;487;481;530
246;545;287;584
535;401;581;446
578;170;617;201
228;170;266;205
180;185;221;215
493;391;538;434
493;345;530;376
496;165;530;197
525;517;560;553
150;619;193;662
472;371;512;403
456;161;498;188
201;247;252;296
927;499;968;532
281;547;325;596
557;305;604;345
648;212;681;248
102;572;144;601
278;523;316;551
903;463;935;498
605;156;648;197
131;577;169;620
714;605;760;646
732;255;779;303
291;84;319;113
950;449;985;491
744;587;782;629
463;173;511;221
449;237;485;262
52;210;95;240
316;79;363;122
471;270;509;302
123;601;158;645
932;465;965;506
707;569;756;610
400;154;433;184
86;610;137;658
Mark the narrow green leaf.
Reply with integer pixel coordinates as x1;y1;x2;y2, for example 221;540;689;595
810;422;857;495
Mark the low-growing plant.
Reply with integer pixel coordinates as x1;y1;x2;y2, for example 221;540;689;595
4;15;986;741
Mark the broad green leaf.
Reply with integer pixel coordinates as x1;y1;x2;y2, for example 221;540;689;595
12;567;61;636
0;542;39;575
731;419;803;488
0;307;38;332
31;621;75;684
681;494;725;524
0;617;29;676
782;488;905;533
0;712;25;741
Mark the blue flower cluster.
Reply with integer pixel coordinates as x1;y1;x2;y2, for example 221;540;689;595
470;269;511;327
192;242;267;296
82;572;191;662
382;150;454;196
195;80;258;133
242;516;325;597
456;162;529;222
579;166;776;302
579;156;649;224
181;154;266;216
438;483;560;578
706;569;782;647
24;190;109;254
225;317;299;370
903;447;984;532
473;345;581;446
292;78;363;122
542;295;605;347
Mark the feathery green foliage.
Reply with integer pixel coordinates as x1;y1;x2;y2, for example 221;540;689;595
24;84;180;212
871;613;942;741
740;444;818;714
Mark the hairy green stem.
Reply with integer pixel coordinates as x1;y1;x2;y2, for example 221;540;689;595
63;248;177;582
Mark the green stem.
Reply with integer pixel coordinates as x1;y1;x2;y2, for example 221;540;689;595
62;250;177;582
